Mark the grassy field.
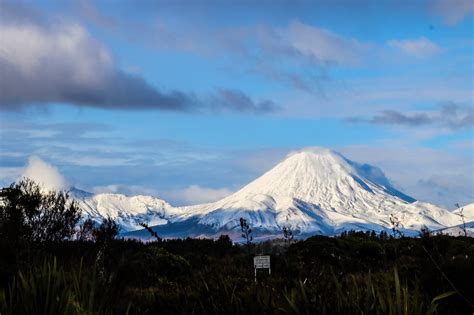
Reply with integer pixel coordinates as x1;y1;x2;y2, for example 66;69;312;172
1;231;473;314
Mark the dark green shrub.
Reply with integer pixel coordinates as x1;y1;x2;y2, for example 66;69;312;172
0;179;80;243
119;246;191;287
356;240;384;259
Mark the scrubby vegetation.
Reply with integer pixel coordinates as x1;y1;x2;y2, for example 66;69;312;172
1;181;473;314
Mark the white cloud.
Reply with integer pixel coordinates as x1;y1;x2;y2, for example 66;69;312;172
164;185;233;205
432;0;474;25
0;20;113;93
20;156;67;191
388;37;441;58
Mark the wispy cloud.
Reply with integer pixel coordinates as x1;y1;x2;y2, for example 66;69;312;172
358;111;432;126
110;17;368;94
210;89;278;114
272;20;367;66
136;17;367;66
388;37;441;58
348;104;473;130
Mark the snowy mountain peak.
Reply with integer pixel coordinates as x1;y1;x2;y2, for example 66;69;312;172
291;146;339;156
285;147;347;168
219;147;413;207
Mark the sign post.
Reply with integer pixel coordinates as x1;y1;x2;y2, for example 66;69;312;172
253;255;271;283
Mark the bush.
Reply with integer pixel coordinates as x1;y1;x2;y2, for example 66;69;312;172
0;179;80;243
119;246;191;287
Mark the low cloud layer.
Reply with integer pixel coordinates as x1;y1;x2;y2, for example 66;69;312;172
164;185;233;206
2;142;472;209
20;156;67;191
349;104;473;130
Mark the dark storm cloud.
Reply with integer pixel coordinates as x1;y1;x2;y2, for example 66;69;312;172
0;64;198;112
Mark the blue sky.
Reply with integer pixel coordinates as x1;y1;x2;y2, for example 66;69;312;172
0;0;472;208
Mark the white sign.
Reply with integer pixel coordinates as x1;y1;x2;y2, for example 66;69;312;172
254;255;270;269
254;255;271;282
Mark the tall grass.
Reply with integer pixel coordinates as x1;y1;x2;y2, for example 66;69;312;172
0;258;111;315
0;255;462;314
123;267;456;314
281;269;450;314
279;268;455;315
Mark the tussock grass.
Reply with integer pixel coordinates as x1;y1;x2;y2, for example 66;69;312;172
0;258;113;315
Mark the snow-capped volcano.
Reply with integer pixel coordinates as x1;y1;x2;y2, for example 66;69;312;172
165;148;459;238
73;147;466;239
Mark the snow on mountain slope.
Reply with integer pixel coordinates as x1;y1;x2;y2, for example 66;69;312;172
73;190;181;231
453;203;474;222
427;204;474;237
169;148;460;237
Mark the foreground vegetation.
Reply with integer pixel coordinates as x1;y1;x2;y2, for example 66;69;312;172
0;180;473;314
